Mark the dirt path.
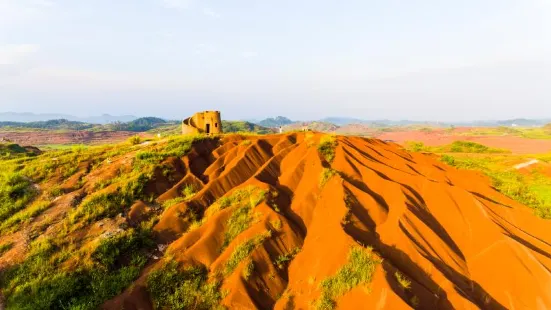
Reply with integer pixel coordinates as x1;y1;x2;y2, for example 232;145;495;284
514;159;539;170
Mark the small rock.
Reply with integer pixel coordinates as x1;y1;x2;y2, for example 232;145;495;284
152;256;159;260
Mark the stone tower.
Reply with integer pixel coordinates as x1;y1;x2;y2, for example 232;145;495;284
182;111;223;135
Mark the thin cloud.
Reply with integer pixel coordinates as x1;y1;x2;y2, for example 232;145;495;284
0;44;39;65
0;0;53;25
161;0;192;10
203;7;220;18
241;51;258;59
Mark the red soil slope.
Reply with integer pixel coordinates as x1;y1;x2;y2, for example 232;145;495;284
108;133;551;309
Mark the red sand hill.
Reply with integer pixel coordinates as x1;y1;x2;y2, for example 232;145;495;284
107;133;551;309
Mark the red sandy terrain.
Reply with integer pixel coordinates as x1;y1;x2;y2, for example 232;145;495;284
0;130;149;145
375;130;551;154
102;133;551;309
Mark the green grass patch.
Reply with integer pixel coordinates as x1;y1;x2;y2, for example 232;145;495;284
0;170;38;223
406;141;510;154
224;231;271;276
0;200;51;234
320;168;339;187
220;186;266;250
242;259;255;280
147;260;224;310
0;242;13;256
1;225;154;310
394;271;411;290
275;247;301;269
441;155;551;218
318;135;338;163
317;246;380;310
182;184;197;199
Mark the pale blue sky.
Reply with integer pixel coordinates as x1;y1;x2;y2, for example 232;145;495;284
1;0;549;121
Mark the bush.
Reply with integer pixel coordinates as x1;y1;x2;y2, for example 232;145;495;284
318;135;338;163
440;155;456;166
394;271;411;290
317;246;380;309
147;261;223;310
129;136;142;145
320;168;339;188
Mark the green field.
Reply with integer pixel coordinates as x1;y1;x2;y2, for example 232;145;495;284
406;140;551;218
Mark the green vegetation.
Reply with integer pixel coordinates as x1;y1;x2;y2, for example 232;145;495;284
219;186;266;250
275;247;301;269
0;242;13;256
318;135;338;162
147;260;224;310
258;116;293;128
224;231;271;276
242;259;255;280
0;200;51;234
462;126;551;140
0;169;38;223
0;119;94;131
0;117;171;133
394;271;412;290
182;184;197;199
440;154;551;218
0;143;41;159
406;141;510;154
163;197;186;209
317;246;380;310
1;225;155;310
222;121;271;134
128;135;142;145
320;168;339;187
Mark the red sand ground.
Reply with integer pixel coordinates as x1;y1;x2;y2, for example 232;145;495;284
99;133;551;309
375;131;551;154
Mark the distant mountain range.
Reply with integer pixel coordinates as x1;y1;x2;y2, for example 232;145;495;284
0;112;137;124
1;112;549;128
256;117;551;128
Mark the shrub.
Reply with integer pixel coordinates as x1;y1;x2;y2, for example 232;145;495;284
318;135;338;163
406;142;427;152
275;247;301;269
182;184;197;199
317;246;380;310
147;261;223;310
440;155;456;166
128;136;142;145
320;168;339;188
394;271;411;290
242;260;255;280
